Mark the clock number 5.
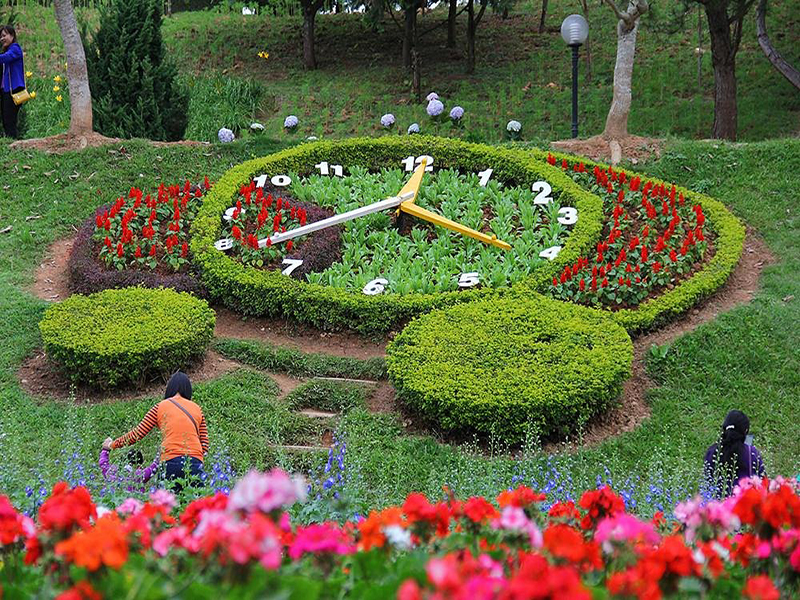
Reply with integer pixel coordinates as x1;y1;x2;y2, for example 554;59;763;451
532;181;553;205
458;272;480;288
315;162;344;177
402;155;434;172
363;278;389;295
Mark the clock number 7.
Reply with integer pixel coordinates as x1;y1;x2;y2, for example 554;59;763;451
281;258;303;276
315;162;344;177
402;155;434;172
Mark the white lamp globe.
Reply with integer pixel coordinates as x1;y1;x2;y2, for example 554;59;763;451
561;14;589;46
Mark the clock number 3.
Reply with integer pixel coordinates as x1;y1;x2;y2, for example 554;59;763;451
363;278;389;295
557;207;578;225
531;181;553;205
402;155;434;172
315;162;344;177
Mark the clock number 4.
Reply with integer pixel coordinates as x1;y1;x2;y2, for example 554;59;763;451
363;278;388;295
531;181;553;205
402;155;434;172
539;246;562;261
315;162;344;177
281;258;303;276
254;174;292;187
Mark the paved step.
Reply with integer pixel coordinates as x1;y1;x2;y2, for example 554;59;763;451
267;444;330;453
298;409;338;418
314;376;380;384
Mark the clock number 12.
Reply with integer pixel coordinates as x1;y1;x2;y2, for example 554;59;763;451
402;155;434;172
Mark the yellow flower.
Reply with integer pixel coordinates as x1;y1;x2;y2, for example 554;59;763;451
54;75;62;82
56;95;63;102
53;85;60;92
258;51;269;59
30;91;36;99
25;70;32;77
64;62;68;68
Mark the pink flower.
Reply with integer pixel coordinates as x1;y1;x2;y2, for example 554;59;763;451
288;522;355;560
595;513;659;553
116;498;143;516
149;490;176;511
496;506;529;531
228;468;307;514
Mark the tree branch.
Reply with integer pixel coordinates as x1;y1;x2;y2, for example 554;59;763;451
474;0;489;28
385;3;403;32
756;0;800;89
602;0;632;26
419;5;468;38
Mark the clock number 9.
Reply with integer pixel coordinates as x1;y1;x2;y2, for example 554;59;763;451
254;174;292;187
315;162;344;177
458;272;480;288
531;181;553;205
557;207;578;225
363;278;389;295
214;238;234;251
402;155;434;172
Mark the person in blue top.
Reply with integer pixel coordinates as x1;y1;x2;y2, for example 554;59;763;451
0;25;25;139
704;410;766;497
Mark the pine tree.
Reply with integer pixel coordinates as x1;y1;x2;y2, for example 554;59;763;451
86;0;188;141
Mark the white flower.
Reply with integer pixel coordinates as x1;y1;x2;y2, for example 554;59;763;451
506;120;522;133
306;135;318;141
380;113;396;128
284;115;299;129
426;92;439;102
383;525;414;550
427;99;444;117
217;127;235;143
241;6;255;15
407;123;420;134
250;122;265;131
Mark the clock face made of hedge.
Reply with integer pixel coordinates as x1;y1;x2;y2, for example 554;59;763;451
212;150;580;296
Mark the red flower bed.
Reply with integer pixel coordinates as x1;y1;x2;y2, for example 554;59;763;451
546;153;711;309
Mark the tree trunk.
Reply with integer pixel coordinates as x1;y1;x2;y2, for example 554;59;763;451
756;0;800;90
538;0;548;33
402;4;417;69
447;0;457;47
466;0;476;74
579;0;592;82
53;0;92;136
302;3;318;69
602;6;641;140
705;3;737;140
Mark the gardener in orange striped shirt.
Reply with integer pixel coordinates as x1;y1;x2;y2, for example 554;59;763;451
103;371;208;492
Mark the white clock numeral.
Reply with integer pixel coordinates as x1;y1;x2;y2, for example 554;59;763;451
214;238;234;251
477;168;493;187
281;258;304;276
557;207;578;225
532;181;553;205
254;174;268;187
363;278;389;295
402;155;434;172
539;245;562;261
458;272;481;288
271;174;292;187
223;206;244;221
315;162;344;177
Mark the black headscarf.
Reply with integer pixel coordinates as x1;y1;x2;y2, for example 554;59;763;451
720;409;750;470
164;371;192;400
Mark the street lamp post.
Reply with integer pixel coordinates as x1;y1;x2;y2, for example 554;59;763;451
560;14;589;139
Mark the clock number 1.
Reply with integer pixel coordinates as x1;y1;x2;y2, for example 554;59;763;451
315;162;344;177
477;168;493;187
532;181;553;205
402;155;434;172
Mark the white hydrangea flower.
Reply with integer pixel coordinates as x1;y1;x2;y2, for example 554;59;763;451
407;123;420;134
250;122;265;132
217;127;235;143
449;106;464;121
380;113;396;128
426;92;439;102
427;99;444;117
506;120;522;133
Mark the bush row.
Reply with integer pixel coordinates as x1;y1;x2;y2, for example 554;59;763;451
386;295;633;442
191;137;603;335
39;287;216;389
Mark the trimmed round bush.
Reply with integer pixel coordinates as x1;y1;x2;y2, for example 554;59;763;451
39;287;216;389
387;295;633;442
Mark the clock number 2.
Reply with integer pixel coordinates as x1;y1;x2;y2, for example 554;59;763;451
254;174;292;187
402;155;434;172
281;258;303;276
531;181;553;205
363;278;388;295
315;162;344;177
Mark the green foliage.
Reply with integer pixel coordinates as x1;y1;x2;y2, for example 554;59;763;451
213;337;387;380
386;296;633;442
284;378;371;412
39;286;215;388
192;136;603;334
85;0;188;141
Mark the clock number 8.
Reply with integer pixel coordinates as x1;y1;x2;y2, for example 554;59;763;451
363;278;389;295
402;155;434;172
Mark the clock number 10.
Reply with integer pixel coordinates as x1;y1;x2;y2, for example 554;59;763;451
402;155;434;172
254;174;292;188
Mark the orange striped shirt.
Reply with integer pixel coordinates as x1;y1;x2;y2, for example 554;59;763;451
112;395;209;462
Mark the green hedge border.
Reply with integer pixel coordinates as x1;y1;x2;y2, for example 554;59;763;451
191;136;604;335
524;147;747;334
387;296;633;442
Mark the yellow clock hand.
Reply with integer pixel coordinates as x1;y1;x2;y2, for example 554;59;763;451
398;202;512;251
396;157;428;205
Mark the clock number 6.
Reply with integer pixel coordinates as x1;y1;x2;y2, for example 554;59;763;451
281;258;303;276
315;162;344;177
254;174;292;187
363;278;389;295
402;155;434;172
532;181;553;205
557;207;578;225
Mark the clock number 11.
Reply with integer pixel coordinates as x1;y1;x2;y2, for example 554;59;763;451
315;162;344;177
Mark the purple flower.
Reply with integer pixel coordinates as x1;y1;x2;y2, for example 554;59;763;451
427;99;444;117
426;92;439;102
408;123;420;134
449;106;464;121
284;115;299;129
217;127;235;143
380;113;395;128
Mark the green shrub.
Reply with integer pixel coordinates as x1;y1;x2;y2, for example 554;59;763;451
284;379;371;413
39;287;215;389
213;338;387;380
386;296;633;442
86;0;188;141
191;137;603;335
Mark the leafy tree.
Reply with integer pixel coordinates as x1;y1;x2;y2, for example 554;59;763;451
54;0;93;138
85;0;188;141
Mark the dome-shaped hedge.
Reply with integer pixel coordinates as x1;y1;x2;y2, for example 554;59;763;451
386;295;633;442
39;287;216;389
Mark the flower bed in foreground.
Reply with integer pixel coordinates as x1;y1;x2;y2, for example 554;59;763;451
2;471;799;599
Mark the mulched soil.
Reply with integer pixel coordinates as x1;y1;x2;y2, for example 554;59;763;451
551;135;664;164
9;133;209;154
23;229;772;449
